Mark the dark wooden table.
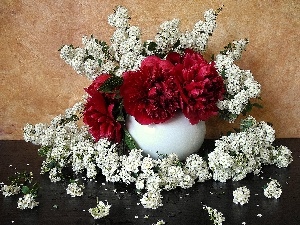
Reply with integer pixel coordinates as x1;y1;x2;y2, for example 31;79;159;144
0;139;299;225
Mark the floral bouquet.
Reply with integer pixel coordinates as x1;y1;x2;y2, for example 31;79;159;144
57;6;262;153
3;5;292;223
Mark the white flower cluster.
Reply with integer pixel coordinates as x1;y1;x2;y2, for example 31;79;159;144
59;6;220;80
208;116;293;182
66;182;85;197
17;194;39;210
98;149;210;209
269;145;293;168
24;109;211;209
203;205;225;225
88;200;111;219
108;6;144;76
179;9;219;52
233;186;250;205
60;6;144;79
24;99;98;181
264;179;282;199
1;184;21;197
215;39;261;122
152;8;219;54
138;153;211;209
23;98;86;146
152;220;166;225
60;36;118;80
154;18;180;54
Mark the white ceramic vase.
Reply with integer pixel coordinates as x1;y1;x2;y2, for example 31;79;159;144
126;112;206;161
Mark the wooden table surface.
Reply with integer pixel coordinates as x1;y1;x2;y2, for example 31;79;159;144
0;139;299;225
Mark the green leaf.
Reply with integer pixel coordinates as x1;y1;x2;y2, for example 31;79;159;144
22;186;30;194
242;102;253;116
116;115;125;122
147;41;157;51
60;115;79;125
252;103;263;109
99;76;123;93
84;55;95;61
124;129;137;150
220;68;226;79
98;59;102;67
47;160;57;170
173;40;180;49
240;117;256;131
38;146;52;157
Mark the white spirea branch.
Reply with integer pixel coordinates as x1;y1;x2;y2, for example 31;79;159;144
215;39;261;122
17;194;39;210
264;179;282;199
203;205;225;225
89;200;111;219
208;116;293;182
233;186;250;205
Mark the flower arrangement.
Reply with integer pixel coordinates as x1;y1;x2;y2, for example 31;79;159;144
1;5;293;223
58;6;261;145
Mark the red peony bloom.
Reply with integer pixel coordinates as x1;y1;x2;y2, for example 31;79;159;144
167;49;225;124
83;74;122;143
120;56;180;125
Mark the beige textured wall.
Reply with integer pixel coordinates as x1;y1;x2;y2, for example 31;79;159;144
1;0;299;140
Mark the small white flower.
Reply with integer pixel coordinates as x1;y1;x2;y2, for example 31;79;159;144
17;194;39;210
152;220;166;225
89;200;111;219
66;182;84;197
264;179;282;199
233;186;250;205
1;184;21;197
140;190;163;209
203;205;225;225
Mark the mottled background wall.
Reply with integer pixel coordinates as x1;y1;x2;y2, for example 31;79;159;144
1;0;299;140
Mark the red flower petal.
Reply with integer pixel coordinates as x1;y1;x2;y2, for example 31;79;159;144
83;74;122;143
167;49;225;124
120;56;180;125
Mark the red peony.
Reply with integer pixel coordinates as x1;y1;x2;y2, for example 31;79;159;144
167;49;225;124
83;74;122;143
120;56;180;125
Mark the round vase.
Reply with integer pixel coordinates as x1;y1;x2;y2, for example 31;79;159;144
126;112;206;161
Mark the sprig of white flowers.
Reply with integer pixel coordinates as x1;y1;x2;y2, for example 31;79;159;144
1;171;39;210
152;219;166;225
264;179;282;199
1;184;21;197
203;205;225;225
88;199;111;219
215;40;262;122
17;194;39;210
233;186;250;205
208;116;293;182
66;181;85;197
